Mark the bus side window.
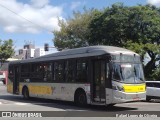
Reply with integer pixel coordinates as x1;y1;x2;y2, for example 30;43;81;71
54;61;64;82
21;64;30;79
31;63;43;82
43;63;52;82
9;66;13;75
76;60;88;83
65;60;75;83
8;66;14;82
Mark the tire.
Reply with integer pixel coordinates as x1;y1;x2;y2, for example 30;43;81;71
23;87;30;99
146;96;151;102
75;91;87;106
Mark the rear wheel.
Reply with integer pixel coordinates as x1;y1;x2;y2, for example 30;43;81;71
23;87;30;99
75;91;87;106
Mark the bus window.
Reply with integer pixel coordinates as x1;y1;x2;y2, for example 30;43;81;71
76;60;88;83
54;61;64;82
9;66;14;75
30;63;43;82
43;63;52;82
65;60;75;82
8;66;14;82
21;64;30;79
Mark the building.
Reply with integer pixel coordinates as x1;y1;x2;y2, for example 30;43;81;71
16;44;45;59
24;44;35;49
34;48;45;58
18;49;27;59
26;48;35;59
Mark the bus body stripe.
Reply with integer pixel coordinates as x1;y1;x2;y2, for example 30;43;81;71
28;85;52;95
7;84;13;93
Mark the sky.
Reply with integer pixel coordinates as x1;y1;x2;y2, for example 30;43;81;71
0;0;159;53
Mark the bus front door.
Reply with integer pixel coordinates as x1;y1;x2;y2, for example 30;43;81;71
13;66;19;94
93;60;106;103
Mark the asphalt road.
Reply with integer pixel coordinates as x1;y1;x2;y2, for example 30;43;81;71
0;82;160;120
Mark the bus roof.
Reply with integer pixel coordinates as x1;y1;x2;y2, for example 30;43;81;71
9;46;139;64
6;58;19;61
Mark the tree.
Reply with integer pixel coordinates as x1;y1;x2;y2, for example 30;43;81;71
53;9;96;50
89;3;130;46
0;39;14;66
88;4;160;46
53;3;160;80
88;4;160;80
125;41;160;80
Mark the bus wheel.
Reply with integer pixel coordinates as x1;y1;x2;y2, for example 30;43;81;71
75;91;87;106
23;87;30;99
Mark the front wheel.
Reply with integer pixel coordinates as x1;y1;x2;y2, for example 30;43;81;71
75;91;87;106
23;87;30;99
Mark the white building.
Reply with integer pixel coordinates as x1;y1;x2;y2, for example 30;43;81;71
26;49;35;59
17;44;46;59
34;48;45;57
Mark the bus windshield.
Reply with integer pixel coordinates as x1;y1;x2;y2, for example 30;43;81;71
112;63;144;83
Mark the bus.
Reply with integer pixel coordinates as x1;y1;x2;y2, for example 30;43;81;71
0;58;19;84
7;46;146;106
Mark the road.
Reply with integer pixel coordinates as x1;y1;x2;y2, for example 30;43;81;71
0;82;160;120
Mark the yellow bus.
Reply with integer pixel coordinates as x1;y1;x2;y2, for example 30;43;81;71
7;46;146;106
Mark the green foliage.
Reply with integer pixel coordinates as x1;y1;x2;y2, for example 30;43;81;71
89;4;160;46
125;41;160;79
151;66;160;80
53;3;160;80
0;39;14;66
54;9;96;50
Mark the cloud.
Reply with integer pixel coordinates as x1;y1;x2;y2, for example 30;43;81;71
147;0;160;6
0;0;64;33
30;0;49;8
70;1;85;10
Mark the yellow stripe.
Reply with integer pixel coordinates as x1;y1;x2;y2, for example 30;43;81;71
7;84;13;93
28;85;52;95
123;84;145;93
19;84;23;94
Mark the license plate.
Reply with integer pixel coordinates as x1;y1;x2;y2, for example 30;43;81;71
133;97;140;100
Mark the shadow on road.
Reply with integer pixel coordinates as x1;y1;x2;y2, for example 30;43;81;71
142;99;160;103
0;95;137;111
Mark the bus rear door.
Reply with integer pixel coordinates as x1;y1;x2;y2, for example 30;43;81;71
13;66;20;94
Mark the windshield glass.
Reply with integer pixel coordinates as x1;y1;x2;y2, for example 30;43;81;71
112;63;144;83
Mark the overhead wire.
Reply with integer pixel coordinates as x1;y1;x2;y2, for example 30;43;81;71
0;3;53;33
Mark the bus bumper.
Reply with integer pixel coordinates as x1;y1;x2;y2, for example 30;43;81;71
112;90;146;103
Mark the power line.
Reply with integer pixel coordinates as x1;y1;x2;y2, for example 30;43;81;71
0;3;53;33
